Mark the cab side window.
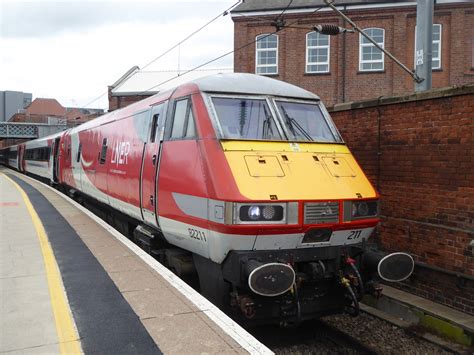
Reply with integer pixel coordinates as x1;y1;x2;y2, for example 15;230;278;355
184;110;196;138
169;98;197;140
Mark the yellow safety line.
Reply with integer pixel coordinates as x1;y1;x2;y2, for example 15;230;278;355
1;173;82;354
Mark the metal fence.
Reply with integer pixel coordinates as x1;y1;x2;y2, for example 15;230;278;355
0;122;71;139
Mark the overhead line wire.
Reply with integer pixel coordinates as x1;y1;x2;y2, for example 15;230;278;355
84;3;327;108
141;0;242;70
81;0;241;108
275;0;294;21
138;6;325;96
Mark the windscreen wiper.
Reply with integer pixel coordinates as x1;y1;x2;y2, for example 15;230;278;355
281;106;313;141
262;106;274;139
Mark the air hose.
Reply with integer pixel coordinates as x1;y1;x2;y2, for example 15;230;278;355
349;262;365;301
292;284;302;324
340;276;360;317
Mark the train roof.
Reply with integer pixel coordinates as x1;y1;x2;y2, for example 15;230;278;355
191;73;320;100
71;73;320;133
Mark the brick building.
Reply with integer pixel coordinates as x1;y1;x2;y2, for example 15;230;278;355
9;98;103;124
231;0;474;106
0;98;104;148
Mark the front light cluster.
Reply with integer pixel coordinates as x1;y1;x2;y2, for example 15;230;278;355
240;205;284;222
227;202;298;225
344;200;379;221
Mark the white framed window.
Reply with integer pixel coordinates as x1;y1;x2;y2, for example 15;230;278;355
359;28;385;72
256;34;278;75
432;24;442;69
306;31;330;73
414;24;442;70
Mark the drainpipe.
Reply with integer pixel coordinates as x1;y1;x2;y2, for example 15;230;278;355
341;5;347;103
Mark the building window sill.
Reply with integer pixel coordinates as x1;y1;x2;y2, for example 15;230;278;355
304;72;331;76
357;70;386;75
256;73;279;77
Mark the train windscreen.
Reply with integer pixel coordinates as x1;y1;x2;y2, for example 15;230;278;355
274;101;338;143
211;97;284;141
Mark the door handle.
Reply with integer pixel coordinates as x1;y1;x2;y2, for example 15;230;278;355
150;195;154;206
152;154;157;166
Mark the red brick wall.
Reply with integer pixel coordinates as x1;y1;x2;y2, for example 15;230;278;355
108;95;149;111
233;3;474;106
108;86;153;111
329;85;474;314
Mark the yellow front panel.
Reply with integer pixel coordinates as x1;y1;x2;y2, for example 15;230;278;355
222;141;377;201
244;155;285;177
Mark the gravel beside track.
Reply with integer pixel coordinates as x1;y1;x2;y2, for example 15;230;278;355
250;320;370;354
321;312;453;354
250;312;453;354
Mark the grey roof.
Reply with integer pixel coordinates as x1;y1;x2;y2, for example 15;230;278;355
71;73;320;134
232;0;414;13
191;73;320;100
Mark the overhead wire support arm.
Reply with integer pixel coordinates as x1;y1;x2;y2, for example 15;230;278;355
323;0;424;84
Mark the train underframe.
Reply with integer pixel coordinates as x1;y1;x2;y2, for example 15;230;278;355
193;244;380;326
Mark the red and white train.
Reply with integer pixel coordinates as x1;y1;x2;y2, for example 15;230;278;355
1;73;413;324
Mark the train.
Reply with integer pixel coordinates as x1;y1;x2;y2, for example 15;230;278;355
1;73;414;325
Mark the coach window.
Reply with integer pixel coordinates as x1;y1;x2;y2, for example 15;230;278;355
256;34;278;75
150;114;160;142
171;99;188;138
133;109;152;142
170;98;196;140
359;28;384;71
99;138;107;164
184;109;196;138
76;143;82;163
150;103;166;143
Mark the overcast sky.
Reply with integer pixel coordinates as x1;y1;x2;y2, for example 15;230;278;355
0;0;237;109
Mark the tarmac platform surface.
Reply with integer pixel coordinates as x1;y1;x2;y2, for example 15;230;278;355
0;168;271;354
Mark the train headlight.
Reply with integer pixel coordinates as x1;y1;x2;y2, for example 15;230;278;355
352;201;369;217
344;200;379;221
225;202;298;225
227;202;298;225
240;205;283;222
248;206;261;220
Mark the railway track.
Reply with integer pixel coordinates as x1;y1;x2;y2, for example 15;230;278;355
249;318;377;354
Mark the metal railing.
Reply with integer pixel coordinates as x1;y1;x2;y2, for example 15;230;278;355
0;122;74;139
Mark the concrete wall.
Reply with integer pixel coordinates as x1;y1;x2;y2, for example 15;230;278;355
329;84;474;314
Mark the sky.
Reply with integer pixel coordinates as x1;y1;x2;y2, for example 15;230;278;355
0;0;237;109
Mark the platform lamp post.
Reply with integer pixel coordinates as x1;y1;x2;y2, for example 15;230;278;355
415;0;434;92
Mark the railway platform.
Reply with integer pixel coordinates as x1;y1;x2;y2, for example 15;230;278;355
0;168;271;354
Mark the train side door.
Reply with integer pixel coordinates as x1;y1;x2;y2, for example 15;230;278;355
52;137;61;183
17;145;24;172
140;102;167;226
